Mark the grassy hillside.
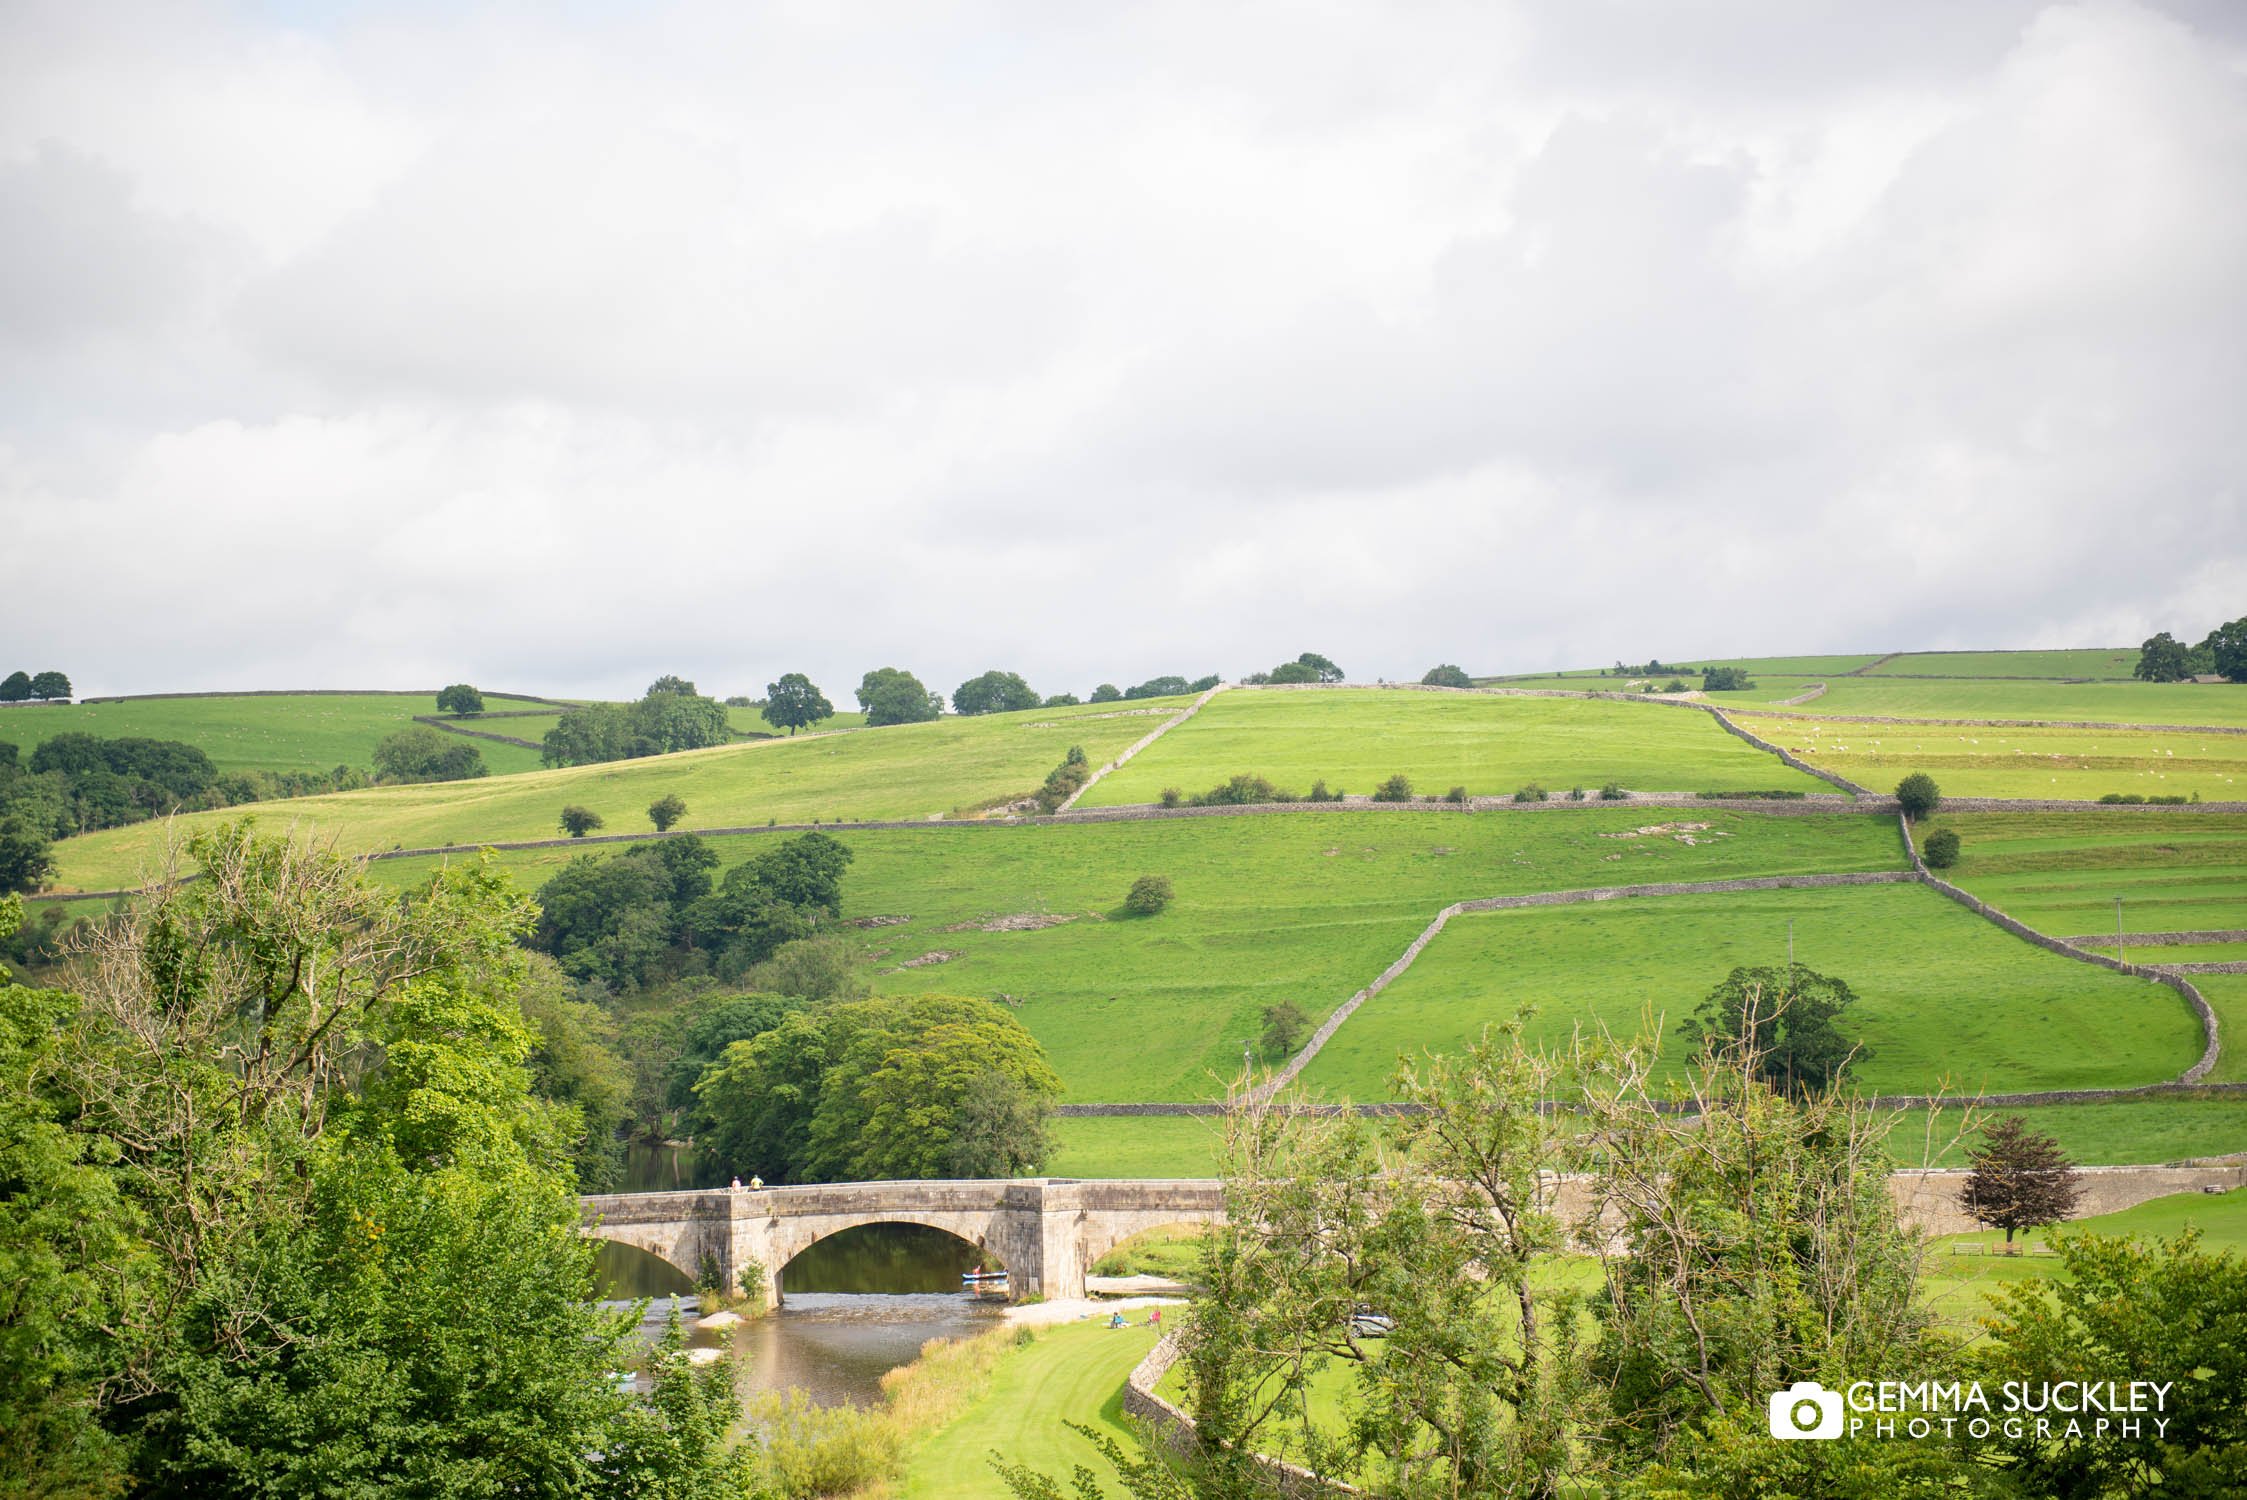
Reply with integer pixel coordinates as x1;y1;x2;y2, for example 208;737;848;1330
1078;688;1822;807
1295;882;2203;1099
41;700;1187;892
1731;714;2247;800
1740;677;2247;727
1867;648;2138;679
0;692;555;774
364;807;1906;1102
1919;810;2247;934
896;1322;1156;1499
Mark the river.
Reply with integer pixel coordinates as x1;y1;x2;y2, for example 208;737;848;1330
595;1221;1007;1407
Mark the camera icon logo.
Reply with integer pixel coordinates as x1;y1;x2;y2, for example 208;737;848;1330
1767;1381;1844;1440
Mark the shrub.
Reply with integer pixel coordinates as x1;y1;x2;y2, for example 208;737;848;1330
2149;794;2190;805
2097;792;2145;805
1124;875;1174;916
1260;999;1311;1057
1895;771;1942;820
1663;678;1689;693
1598;782;1627;800
1372;773;1414;803
1033;752;1091;813
1307;779;1335;802
1193;773;1284;806
1420;664;1473;689
1701;666;1757;692
1159;787;1182;809
558;805;603;838
1514;784;1549;803
1445;785;1469;805
648;793;687;831
435;682;484;715
1567;787;1587;801
1922;827;1961;869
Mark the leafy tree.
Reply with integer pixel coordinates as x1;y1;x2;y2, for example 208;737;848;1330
648;793;688;831
1258;999;1309;1057
435;682;485;714
1293;652;1343;683
1975;1229;2247;1495
1895;770;1942;820
27;671;70;701
856;667;942;726
662;995;799;1113
1123;674;1217;700
952;669;1040;715
1266;660;1321;684
372;724;487;783
1922;826;1961;869
1421;663;1473;688
695;995;1059;1183
0;815;54;894
517;957;635;1191
742;935;867;1002
542;703;640;767
1960;1114;2083;1244
1678;964;1862;1095
762;672;834;735
2134;632;2191;682
1190;772;1285;806
535;851;668;984
944;1073;1059;1179
2203;616;2247;682
647;674;698;696
630;691;731;754
0;671;29;703
560;804;604;838
1124;874;1174;915
1090;683;1122;703
1701;666;1756;691
1042;693;1080;707
1372;772;1413;802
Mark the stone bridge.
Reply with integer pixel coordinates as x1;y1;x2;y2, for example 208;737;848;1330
582;1160;2247;1304
579;1177;1226;1304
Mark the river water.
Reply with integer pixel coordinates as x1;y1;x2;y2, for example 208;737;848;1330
596;1220;1007;1407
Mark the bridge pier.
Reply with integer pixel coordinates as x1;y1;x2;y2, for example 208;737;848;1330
580;1179;1228;1304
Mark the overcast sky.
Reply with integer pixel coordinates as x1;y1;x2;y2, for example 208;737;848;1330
4;1;2244;701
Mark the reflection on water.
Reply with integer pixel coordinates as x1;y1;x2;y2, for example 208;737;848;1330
596;1222;1005;1407
622;1141;701;1193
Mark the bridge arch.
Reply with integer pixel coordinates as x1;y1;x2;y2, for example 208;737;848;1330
761;1209;1037;1306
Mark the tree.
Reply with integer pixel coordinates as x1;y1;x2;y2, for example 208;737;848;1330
1090;683;1122;703
27;671;70;701
0;815;53;894
663;995;799;1114
372;724;487;783
1961;1114;2083;1245
856;667;941;726
2203;616;2247;682
0;671;29;703
560;805;604;838
1922;826;1961;868
1124;874;1173;915
543;704;639;766
1701;666;1755;691
649;793;688;831
647;674;698;696
1421;664;1473;688
952;670;1040;716
1258;999;1309;1057
1976;1229;2247;1495
1266;660;1321;684
1895;770;1941;820
435;682;485;714
1042;693;1080;707
516;957;635;1192
1678;964;1863;1096
1293;652;1343;683
630;691;731;753
762;672;833;735
2134;632;2191;682
1372;772;1413;802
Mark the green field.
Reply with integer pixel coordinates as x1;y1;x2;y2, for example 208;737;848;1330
1928;810;2247;936
1050;1096;2247;1181
1866;648;2138;679
1294;882;2203;1099
0;692;555;775
1732;714;2247;800
896;1322;1158;1499
43;700;1189;892
1079;689;1823;807
1736;676;2247;727
365;807;1906;1102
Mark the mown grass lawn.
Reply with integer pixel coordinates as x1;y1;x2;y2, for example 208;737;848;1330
0;691;555;775
1080;688;1822;807
41;699;1190;892
1732;715;2247;800
1296;882;2203;1100
896;1321;1158;1500
363;808;1905;1101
